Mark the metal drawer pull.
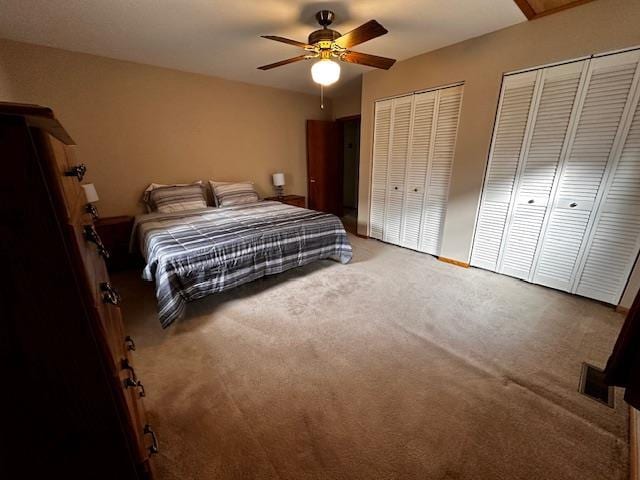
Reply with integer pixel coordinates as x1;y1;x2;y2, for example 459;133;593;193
83;225;110;259
100;282;121;305
64;164;87;182
136;380;146;398
122;358;138;382
86;203;99;220
144;424;159;455
569;202;578;208
125;336;136;351
123;377;137;389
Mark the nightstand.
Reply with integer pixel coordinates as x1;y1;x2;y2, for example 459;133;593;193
265;195;306;208
94;215;140;272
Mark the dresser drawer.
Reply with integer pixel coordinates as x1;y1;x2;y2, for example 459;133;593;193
34;130;86;221
118;355;154;463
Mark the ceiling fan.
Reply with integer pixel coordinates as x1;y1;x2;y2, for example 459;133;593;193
258;10;396;87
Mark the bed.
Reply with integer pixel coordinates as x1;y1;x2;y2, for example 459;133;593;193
132;200;353;328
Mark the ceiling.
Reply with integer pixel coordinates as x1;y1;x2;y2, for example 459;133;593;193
0;0;526;97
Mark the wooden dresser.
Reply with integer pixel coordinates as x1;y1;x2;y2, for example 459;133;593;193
0;103;156;479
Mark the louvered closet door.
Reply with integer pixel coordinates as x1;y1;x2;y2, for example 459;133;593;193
532;51;640;292
498;61;587;279
383;95;413;245
419;85;463;255
573;56;640;303
470;71;537;270
370;99;393;240
399;90;437;250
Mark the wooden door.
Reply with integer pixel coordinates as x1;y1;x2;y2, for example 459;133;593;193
306;120;342;215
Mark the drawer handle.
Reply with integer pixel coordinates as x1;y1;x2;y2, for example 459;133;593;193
83;225;110;259
123;377;138;389
144;424;159;455
569;202;578;208
125;336;136;351
136;380;146;398
122;358;138;382
100;282;121;305
85;203;99;220
64;164;87;182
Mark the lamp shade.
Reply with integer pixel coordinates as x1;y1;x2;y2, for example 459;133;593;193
82;183;99;203
272;173;285;187
311;59;340;86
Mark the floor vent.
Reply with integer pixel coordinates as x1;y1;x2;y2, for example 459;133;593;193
579;363;614;408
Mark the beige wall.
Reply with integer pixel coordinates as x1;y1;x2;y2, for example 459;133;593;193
358;0;640;305
332;76;362;120
0;38;331;216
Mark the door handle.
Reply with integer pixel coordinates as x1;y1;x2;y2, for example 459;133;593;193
527;199;534;204
413;188;418;192
394;186;398;190
310;179;316;183
569;202;578;208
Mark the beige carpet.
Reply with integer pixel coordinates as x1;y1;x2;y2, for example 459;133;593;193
115;235;629;480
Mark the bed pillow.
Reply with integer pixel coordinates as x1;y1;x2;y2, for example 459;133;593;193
209;181;260;207
143;181;205;211
147;184;207;213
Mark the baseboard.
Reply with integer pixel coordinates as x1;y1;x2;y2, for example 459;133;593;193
438;257;470;268
632;407;639;480
616;305;630;315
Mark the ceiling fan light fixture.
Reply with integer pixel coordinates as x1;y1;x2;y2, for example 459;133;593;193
311;58;340;86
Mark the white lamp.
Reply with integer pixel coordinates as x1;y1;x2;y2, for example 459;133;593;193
272;173;285;198
311;59;340;86
82;183;100;218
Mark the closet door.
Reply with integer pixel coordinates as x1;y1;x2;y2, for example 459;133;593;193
573;62;640;303
370;99;393;240
532;51;640;292
420;85;463;255
470;71;537;270
383;95;413;245
498;61;587;279
400;90;437;250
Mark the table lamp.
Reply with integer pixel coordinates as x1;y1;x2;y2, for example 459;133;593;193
272;173;285;199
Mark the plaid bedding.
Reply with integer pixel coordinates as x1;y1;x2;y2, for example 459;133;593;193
133;201;353;328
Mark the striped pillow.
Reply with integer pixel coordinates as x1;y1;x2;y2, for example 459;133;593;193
210;181;260;207
148;184;207;213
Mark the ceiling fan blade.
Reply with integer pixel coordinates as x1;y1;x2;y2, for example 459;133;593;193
334;20;388;49
261;35;309;48
341;51;396;70
257;55;309;70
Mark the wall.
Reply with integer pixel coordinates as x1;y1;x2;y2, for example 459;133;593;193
0;38;331;216
358;0;640;305
332;76;362;120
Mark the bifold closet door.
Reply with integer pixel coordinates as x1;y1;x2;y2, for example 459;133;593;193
370;99;393;240
498;61;587;279
532;50;640;292
399;90;437;250
419;85;463;256
383;95;413;245
572;55;640;303
470;71;537;270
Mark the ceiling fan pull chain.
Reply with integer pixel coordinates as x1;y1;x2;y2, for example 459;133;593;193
320;84;324;110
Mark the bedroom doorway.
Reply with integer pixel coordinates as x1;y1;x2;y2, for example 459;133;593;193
338;115;360;234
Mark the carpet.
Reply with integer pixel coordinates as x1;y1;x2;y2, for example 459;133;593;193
114;235;629;479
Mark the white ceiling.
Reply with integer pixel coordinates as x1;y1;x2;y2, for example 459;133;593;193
0;0;526;97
